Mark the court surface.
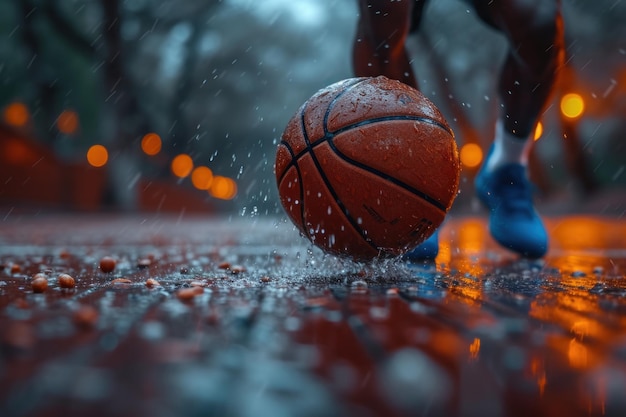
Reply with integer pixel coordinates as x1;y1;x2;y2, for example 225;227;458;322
1;213;625;417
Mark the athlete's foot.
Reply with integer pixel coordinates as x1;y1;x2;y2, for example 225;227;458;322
475;159;548;258
403;229;439;261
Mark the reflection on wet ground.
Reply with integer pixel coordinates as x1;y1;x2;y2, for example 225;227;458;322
0;214;624;417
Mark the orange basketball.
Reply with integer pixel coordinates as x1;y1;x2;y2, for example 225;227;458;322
275;76;460;261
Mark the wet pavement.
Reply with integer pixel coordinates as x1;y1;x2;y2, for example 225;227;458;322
0;213;625;417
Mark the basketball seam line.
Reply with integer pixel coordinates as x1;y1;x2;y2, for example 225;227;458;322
332;114;453;137
277;139;307;234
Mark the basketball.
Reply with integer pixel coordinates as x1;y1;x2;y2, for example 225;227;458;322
275;76;460;261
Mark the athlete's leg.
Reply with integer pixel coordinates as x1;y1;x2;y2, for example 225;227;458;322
473;0;564;168
353;0;428;89
472;0;564;257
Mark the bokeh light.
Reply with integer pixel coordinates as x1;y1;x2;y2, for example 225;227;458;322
209;176;237;200
459;143;483;168
560;93;585;119
87;144;108;167
3;102;29;127
171;154;194;178
191;166;214;190
534;121;543;141
57;110;79;134
141;133;162;156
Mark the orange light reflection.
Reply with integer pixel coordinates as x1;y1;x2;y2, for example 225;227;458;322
468;337;480;361
460;220;485;254
530;295;606;341
439;219;487;303
568;338;589;369
528;356;547;397
550;217;617;276
534;122;543;141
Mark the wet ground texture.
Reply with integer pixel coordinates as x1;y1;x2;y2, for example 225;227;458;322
0;214;625;417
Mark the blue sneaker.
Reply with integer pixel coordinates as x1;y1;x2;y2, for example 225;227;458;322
475;157;548;258
403;229;439;260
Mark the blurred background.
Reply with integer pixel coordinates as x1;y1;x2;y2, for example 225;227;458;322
0;0;624;216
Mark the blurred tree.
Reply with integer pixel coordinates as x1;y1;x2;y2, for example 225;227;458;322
1;0;357;212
